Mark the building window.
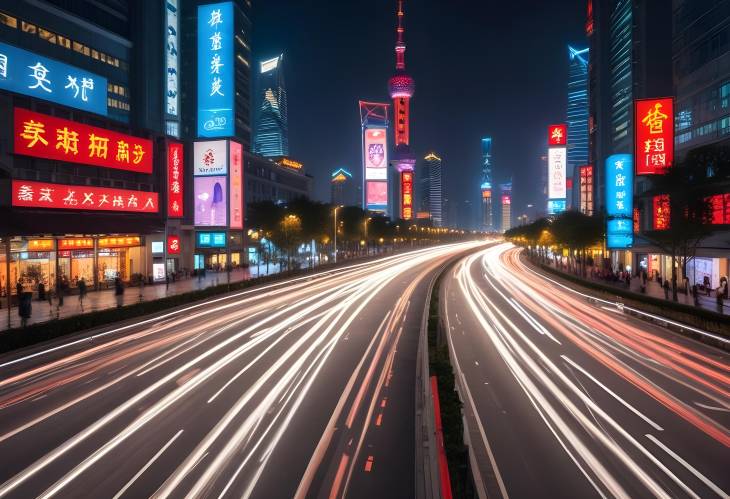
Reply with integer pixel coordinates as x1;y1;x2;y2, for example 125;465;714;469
721;81;730;109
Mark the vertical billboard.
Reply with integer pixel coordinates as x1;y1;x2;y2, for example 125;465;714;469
166;0;179;117
364;128;387;180
194;176;227;226
605;154;634;248
653;195;670;230
197;2;234;137
635;98;674;175
193;140;228;175
229;140;243;229
167;142;184;218
548;147;567;200
401;171;413;220
579;165;593;215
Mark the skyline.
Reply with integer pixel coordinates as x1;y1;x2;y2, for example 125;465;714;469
252;0;587;226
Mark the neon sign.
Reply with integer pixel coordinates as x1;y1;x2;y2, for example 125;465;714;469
12;180;158;213
635;98;674;175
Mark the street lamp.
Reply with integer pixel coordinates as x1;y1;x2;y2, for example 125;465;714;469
333;205;342;263
363;217;372;255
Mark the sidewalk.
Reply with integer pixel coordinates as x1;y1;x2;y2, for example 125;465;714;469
0;264;282;331
542;260;729;316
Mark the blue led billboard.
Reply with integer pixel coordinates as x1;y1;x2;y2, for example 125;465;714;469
547;199;566;215
196;231;227;248
0;41;107;115
606;219;633;249
197;2;234;138
605;154;634;249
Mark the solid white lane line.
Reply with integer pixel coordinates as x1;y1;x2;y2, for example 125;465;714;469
561;355;664;432
645;434;729;498
111;429;183;499
694;402;730;413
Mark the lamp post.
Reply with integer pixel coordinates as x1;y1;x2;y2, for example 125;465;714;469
363;217;371;255
333;206;342;264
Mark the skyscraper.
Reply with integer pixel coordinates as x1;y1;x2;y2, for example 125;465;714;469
331;167;356;207
567;46;589;209
254;54;289;157
423;153;443;226
500;181;512;232
480;137;494;231
388;0;416;220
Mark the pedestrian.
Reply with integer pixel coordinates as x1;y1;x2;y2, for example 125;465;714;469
78;277;87;312
114;275;124;308
165;273;170;291
642;269;647;286
19;290;31;328
625;273;631;289
16;279;22;298
56;277;64;308
717;289;724;313
703;276;711;297
663;279;670;299
692;284;700;306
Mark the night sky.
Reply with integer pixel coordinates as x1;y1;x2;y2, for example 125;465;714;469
252;0;587;227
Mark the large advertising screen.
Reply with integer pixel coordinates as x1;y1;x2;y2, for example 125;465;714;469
635;98;673;175
579;165;593;215
605;154;633;218
364;128;387;180
0;41;107;115
194;176;228;226
548;147;567;199
13;108;152;173
607;219;633;249
167;142;184;218
229;140;243;229
366;181;388;207
193;140;228;176
12;180;158;213
197;2;234;137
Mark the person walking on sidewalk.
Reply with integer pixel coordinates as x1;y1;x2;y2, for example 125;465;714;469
78;277;87;312
663;279;670;299
18;289;31;328
114;275;124;308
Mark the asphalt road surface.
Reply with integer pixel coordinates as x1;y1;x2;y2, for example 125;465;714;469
0;242;485;499
443;243;729;499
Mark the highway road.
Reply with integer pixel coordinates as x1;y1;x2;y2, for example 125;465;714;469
444;243;730;499
0;242;484;499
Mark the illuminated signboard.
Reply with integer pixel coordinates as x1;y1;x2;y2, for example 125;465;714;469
13;108;152;173
547;199;566;214
501;195;511;205
193;140;228;176
12;180;158;213
260;56;279;73
167;142;184;218
194;176;227;226
548;147;567;199
277;157;303;171
229;140;243;229
401;171;413;220
635;97;674;175
548;124;567;146
653;195;670;230
28;240;54;251
58;238;94;250
481;190;491;199
166;0;179;117
709;194;730;225
364;128;387;180
579;165;593;215
0;41;107;116
167;235;181;254
98;237;141;248
196;231;226;248
605;154;633;218
607;219;633;249
197;2;234;137
151;241;164;254
633;208;640;232
366;181;388;208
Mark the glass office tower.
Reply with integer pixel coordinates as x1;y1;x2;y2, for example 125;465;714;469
254;54;289;157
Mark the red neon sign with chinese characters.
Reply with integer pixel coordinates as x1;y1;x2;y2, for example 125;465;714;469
12;180;159;213
167;235;181;254
13;108;153;174
653;194;670;230
548;124;567;146
709;194;730;225
635;98;674;175
401;171;413;220
579;165;593;215
633;208;640;233
167;142;183;218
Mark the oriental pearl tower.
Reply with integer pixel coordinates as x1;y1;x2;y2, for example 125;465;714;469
389;0;416;220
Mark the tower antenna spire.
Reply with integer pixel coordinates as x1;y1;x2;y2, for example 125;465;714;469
395;0;406;70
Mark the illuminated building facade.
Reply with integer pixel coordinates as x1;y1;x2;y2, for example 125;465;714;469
500;181;512;232
567;46;589;209
423;153;443;226
480;137;494;231
254;54;288;157
388;0;416;220
330;167;356;207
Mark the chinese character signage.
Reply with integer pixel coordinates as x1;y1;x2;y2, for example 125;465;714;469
14;108;152;173
167;142;184;218
12;180;158;213
194;176;227;226
605;154;633;218
58;238;94;250
653;195;670;230
548;147;567;199
579;165;593;215
364;128;388;180
193;140;228;175
548;124;567;146
0;41;107;116
229;140;243;229
401;171;413;220
635;97;674;175
197;2;233;137
167;235;181;254
607;219;633;249
196;231;226;248
547;199;566;214
709;194;730;225
166;0;179;117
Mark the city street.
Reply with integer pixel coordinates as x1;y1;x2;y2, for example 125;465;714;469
0;242;484;499
444;243;729;498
